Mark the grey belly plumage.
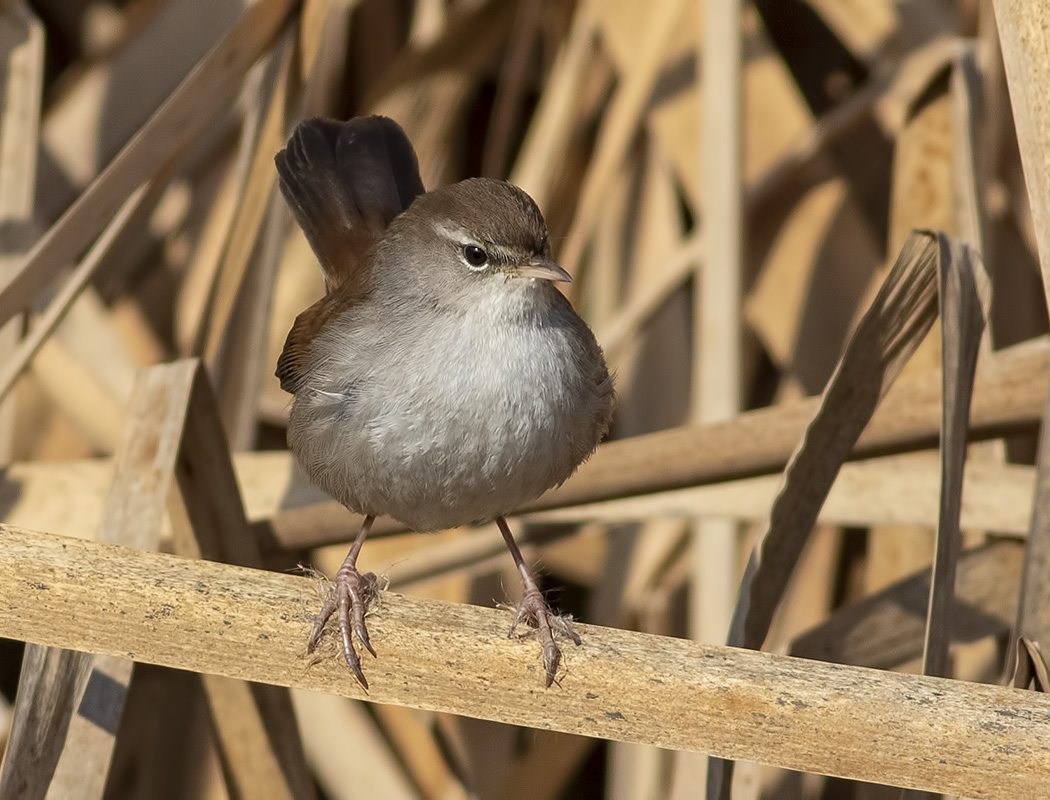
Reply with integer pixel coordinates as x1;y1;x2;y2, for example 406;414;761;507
288;316;610;531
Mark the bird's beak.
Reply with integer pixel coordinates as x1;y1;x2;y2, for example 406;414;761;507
510;257;573;283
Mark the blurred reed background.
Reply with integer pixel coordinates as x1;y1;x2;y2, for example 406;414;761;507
0;0;1049;798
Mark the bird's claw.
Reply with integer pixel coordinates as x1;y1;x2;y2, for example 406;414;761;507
508;588;581;687
308;564;379;690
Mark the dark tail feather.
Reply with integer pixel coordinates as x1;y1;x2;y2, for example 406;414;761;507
275;116;425;291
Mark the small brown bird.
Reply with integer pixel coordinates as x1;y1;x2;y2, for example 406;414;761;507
275;115;613;688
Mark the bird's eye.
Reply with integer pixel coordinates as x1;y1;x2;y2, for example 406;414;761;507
463;244;488;268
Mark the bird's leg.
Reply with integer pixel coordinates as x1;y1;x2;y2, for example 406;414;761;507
496;516;581;686
307;514;379;689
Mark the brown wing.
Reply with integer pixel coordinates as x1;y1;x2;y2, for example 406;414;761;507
274;115;424;292
275;290;362;394
275;116;424;394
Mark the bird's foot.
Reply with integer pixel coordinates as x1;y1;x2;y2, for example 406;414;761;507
507;587;581;687
308;559;380;689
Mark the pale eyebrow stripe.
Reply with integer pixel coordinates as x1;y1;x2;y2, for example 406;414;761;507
431;221;519;264
431;220;472;242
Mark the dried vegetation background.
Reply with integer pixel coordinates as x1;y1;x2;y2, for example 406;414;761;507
0;0;1049;798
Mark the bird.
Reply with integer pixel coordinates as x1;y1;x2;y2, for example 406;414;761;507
274;115;614;689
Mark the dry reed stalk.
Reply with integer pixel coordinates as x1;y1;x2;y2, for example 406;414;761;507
792;540;1022;670
164;359;314;799
5;2;1050;796
369;702;469;800
290;690;418;800
2;525;1050;798
680;0;745;794
918;235;987;680
560;0;688;280
710;229;944;795
864;62;955;601
993;0;1050;687
0;180;154;404
0;0;295;330
0;361;195;798
0;0;42;464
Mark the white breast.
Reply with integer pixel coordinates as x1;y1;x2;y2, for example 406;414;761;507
288;280;609;531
